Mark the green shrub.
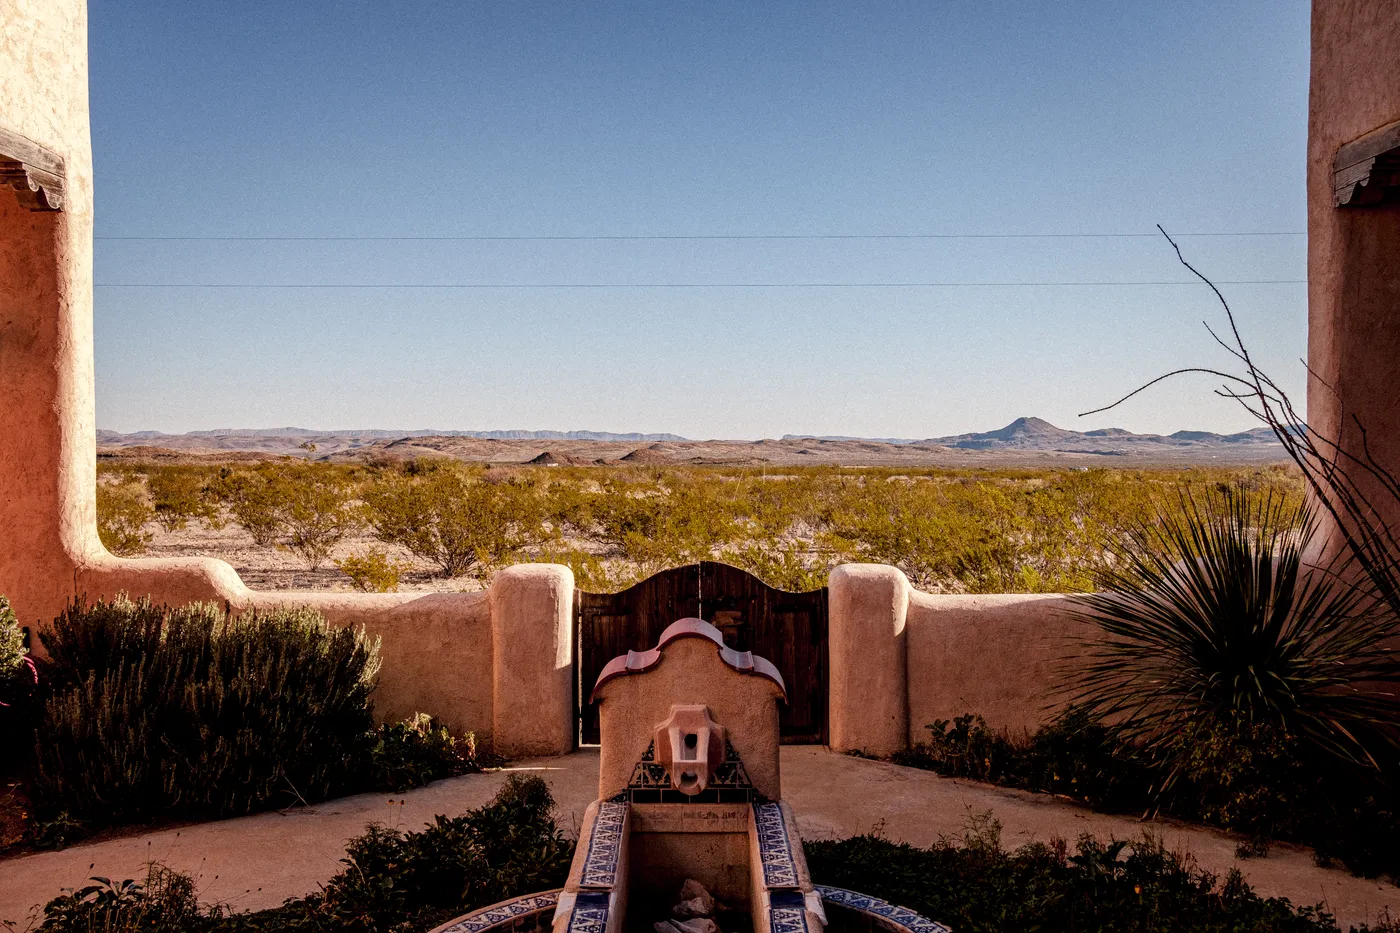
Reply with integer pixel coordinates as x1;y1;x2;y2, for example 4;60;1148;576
895;706;1400;879
276;466;361;569
96;478;154;555
0;595;29;699
0;595;38;772
29;597;381;824
336;547;407;592
806;828;1367;933
362;712;477;793
1071;484;1400;771
147;466;221;533
32;776;574;933
365;468;543;578
214;467;288;547
895;708;1149;813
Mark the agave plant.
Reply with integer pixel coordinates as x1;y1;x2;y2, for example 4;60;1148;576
1069;483;1400;773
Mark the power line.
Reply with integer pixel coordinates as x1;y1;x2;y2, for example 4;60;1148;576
93;231;1306;242
93;280;1306;289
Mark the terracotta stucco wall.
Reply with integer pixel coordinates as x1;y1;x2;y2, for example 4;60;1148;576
904;591;1087;743
1307;1;1400;533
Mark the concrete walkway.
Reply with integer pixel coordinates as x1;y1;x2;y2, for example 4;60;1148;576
2;748;1396;931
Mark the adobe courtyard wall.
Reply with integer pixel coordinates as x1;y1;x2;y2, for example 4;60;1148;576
827;565;1087;756
904;590;1085;743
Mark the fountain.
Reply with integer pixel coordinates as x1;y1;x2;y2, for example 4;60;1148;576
429;618;951;933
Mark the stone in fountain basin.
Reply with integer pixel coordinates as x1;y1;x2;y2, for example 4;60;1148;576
430;619;952;933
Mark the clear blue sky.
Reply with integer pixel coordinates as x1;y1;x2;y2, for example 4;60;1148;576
91;1;1310;439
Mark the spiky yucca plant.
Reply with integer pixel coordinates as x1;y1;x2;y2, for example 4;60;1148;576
1070;484;1400;773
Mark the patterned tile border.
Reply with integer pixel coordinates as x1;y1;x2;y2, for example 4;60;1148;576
769;905;809;933
579;800;627;888
754;802;800;889
816;885;953;933
432;890;560;933
565;893;611;933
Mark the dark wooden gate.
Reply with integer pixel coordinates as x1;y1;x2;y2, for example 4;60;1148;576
576;562;828;745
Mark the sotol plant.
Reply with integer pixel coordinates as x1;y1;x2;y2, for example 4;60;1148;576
1069;484;1400;784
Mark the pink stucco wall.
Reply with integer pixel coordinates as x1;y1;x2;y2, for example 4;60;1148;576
904;591;1088;742
1306;1;1400;535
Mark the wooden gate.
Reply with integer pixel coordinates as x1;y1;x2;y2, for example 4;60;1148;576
576;562;828;745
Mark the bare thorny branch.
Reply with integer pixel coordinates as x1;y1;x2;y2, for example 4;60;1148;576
1083;226;1400;621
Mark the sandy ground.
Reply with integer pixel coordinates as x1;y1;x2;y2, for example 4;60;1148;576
143;521;479;594
1;748;1394;931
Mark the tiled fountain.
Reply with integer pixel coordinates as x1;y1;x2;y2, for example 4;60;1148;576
429;619;951;933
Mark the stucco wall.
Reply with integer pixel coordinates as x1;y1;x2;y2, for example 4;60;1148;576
904;591;1088;742
1306;1;1400;536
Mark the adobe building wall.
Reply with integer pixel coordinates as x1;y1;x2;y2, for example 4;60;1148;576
1307;2;1400;534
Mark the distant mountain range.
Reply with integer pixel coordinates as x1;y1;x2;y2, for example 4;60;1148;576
782;416;1282;453
96;417;1286;466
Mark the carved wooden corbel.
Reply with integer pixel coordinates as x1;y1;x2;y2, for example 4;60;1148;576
0;125;65;211
1335;118;1400;207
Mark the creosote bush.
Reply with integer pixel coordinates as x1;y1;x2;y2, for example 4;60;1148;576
365;465;543;578
95;477;154;555
336;547;408;592
100;459;1307;594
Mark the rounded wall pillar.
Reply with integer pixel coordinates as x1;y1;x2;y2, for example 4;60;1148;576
827;563;909;757
490;563;576;758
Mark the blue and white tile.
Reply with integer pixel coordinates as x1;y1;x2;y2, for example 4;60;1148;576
580;801;627;888
815;886;952;933
753;802;800;889
435;892;561;933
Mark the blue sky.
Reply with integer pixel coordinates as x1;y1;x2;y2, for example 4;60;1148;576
91;1;1310;439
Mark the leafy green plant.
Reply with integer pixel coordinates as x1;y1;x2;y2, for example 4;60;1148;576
28;597;382;824
96;478;154;555
365;467;543;578
276;466;361;569
146;467;221;533
806;827;1365;933
1069;484;1400;783
29;776;574;933
0;595;30;701
36;863;202;933
362;712;477;793
336;547;408;592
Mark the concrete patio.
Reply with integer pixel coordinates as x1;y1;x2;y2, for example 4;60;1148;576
1;747;1396;931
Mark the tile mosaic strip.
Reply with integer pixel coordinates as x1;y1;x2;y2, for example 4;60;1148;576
815;886;953;933
580;801;627;888
565;893;611;933
435;891;560;933
753;802;799;889
769;906;809;933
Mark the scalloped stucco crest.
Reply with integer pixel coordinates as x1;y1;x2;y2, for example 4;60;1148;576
590;617;787;702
